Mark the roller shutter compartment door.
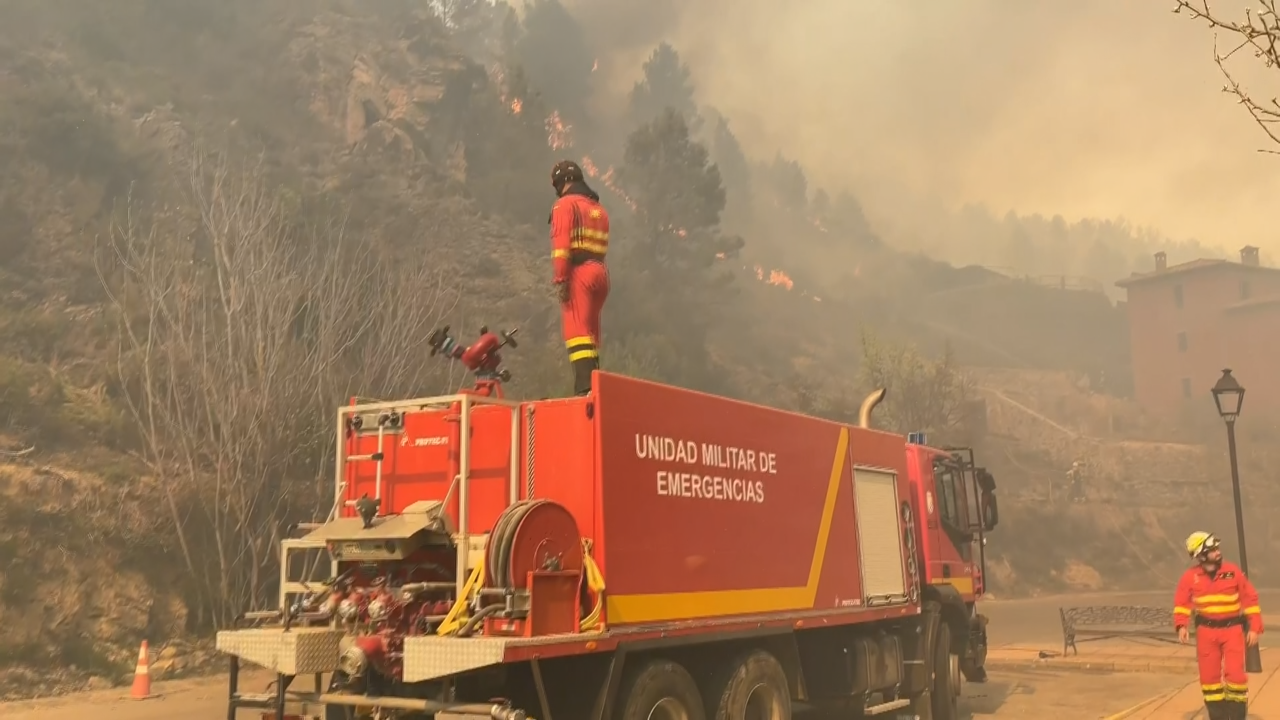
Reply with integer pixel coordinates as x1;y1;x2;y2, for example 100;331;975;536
854;468;908;603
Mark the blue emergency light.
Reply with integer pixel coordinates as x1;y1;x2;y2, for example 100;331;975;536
907;432;927;445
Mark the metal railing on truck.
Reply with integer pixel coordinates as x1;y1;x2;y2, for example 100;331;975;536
334;393;524;604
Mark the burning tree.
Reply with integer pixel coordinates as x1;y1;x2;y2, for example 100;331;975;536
511;0;594;126
1174;1;1280;152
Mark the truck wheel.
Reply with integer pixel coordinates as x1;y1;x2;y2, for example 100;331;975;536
930;621;959;720
707;650;790;720
616;658;707;720
909;605;942;720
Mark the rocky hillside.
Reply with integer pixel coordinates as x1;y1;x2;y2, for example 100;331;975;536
0;0;1233;698
975;367;1280;596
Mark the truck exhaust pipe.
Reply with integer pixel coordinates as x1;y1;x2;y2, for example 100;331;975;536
859;388;887;429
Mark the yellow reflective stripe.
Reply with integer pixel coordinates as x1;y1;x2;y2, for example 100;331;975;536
569;228;608;255
1204;692;1226;701
1226;682;1248;691
1200;604;1242;614
1244;606;1262;615
1203;683;1224;691
570;240;608;254
565;336;593;349
1195;594;1240;604
569;349;599;362
552;249;571;259
1174;607;1192;615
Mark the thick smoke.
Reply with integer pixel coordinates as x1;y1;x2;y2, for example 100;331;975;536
569;0;1278;252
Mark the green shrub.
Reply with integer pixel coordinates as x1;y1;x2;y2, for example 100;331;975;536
0;307;71;362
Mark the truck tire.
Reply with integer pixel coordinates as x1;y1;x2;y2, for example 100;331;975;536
706;650;790;720
930;621;959;720
616;658;707;720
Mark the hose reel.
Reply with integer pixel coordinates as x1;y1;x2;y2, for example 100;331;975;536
486;499;584;590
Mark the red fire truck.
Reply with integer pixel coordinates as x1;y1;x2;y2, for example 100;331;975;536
217;327;998;720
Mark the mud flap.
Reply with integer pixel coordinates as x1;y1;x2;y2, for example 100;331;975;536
907;603;942;720
960;612;989;683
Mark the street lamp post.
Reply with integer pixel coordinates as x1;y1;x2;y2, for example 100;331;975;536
1210;368;1262;674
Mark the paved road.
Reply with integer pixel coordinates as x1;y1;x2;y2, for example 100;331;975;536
958;667;1185;720
981;588;1280;648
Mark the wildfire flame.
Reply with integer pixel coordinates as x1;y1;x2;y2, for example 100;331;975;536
577;152;818;302
580;154;637;210
753;265;796;291
768;270;795;290
510;98;523;115
546;110;573;150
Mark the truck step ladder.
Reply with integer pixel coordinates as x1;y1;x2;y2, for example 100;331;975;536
864;698;911;715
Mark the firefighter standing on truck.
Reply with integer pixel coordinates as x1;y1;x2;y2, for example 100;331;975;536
548;160;610;396
1174;531;1263;720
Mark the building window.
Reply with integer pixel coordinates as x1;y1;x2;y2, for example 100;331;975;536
1182;378;1192;398
1173;284;1184;308
1177;331;1187;352
1241;280;1251;300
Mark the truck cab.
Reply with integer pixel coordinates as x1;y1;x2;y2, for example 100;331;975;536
906;436;999;682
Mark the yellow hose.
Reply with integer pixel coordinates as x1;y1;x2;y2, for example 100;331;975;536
437;557;486;636
580;539;606;633
439;539;606;636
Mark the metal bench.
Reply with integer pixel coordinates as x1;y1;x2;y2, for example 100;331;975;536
1059;605;1179;656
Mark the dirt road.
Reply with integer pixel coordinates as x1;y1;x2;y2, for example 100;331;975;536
0;666;1187;719
0;591;1227;719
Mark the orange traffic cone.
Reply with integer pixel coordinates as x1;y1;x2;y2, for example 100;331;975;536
129;640;157;700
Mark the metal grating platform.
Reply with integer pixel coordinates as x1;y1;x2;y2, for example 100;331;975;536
216;627;343;675
402;636;510;682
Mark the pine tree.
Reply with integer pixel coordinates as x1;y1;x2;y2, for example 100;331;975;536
608;109;744;392
628;43;700;132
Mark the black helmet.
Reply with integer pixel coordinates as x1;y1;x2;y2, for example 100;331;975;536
551;160;584;193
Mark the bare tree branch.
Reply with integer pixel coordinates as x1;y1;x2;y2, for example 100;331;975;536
1175;0;1280;153
98;144;460;626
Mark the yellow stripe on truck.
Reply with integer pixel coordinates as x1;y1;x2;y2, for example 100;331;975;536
931;577;975;596
607;427;850;624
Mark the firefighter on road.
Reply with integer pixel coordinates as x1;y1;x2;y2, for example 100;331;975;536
548;160;610;396
1174;531;1263;720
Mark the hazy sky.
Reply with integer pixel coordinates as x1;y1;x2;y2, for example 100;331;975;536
572;0;1278;252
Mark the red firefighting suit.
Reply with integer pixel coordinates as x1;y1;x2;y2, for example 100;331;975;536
550;183;610;396
1174;560;1263;719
